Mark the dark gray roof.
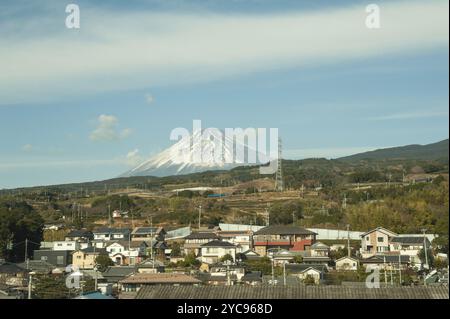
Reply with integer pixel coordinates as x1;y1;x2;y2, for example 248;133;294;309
185;232;219;240
361;255;410;264
254;226;316;236
102;266;136;277
79;247;107;254
0;262;26;274
285;263;328;273
201;240;236;248
16;260;55;273
391;237;430;245
132;227;165;235
66;229;93;238
241;271;262;282
94;227;131;235
136;285;449;299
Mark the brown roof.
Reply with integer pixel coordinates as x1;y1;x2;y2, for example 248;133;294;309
120;273;201;285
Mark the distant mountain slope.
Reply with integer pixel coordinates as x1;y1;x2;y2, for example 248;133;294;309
339;139;449;161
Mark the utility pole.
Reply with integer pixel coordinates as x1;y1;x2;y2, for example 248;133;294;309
346;224;351;257
198;205;202;230
28;272;35;299
271;258;275;285
390;263;393;286
108;204;112;227
24;238;29;270
283;262;286;286
383;256;388;287
150;216;154;263
398;254;402;286
422;228;429;270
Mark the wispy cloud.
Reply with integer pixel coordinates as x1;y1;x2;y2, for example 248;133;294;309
285;146;384;159
126;149;144;167
21;144;33;152
368;110;449;121
89;114;132;142
0;0;447;104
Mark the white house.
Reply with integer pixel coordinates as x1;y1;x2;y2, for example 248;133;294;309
298;267;324;284
335;256;359;271
93;228;131;241
105;241;148;265
199;240;237;264
53;241;79;251
217;230;252;253
360;227;397;258
389;236;430;266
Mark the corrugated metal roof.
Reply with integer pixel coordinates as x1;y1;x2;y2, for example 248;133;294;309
135;285;449;299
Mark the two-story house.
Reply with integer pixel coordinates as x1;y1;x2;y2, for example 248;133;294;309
216;230;252;253
360;227;397;258
105;241;148;265
93;228;131;241
183;232;220;256
252;225;317;256
199;240;237;264
389;236;431;266
131;227;166;242
65;230;93;242
303;242;331;265
72;247;107;269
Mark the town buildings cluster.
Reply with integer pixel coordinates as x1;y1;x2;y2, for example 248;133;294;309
0;223;447;299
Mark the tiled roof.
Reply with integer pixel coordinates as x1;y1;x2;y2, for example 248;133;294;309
94;228;131;235
254;226;316;236
102;266;136;277
66;230;93;238
132;227;165;235
136;285;449;299
391;237;430;245
201;240;236;248
185;232;219;240
120;273;201;285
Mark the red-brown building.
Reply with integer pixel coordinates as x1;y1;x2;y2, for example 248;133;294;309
253;225;317;256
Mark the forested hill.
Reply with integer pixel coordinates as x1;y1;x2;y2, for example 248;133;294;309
339;139;449;162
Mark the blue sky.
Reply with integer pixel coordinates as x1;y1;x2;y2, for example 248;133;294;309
0;0;448;188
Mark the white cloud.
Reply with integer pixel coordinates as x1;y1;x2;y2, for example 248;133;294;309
89;114;132;141
126;149;144;167
368;110;449;121
0;0;447;104
21;144;33;152
145;93;154;105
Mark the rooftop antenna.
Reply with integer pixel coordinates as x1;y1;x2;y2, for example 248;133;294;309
275;138;284;192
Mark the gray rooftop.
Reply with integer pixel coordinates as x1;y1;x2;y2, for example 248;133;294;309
254;225;316;236
135;285;449;299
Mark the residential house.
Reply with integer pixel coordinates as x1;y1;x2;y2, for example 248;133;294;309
335;256;360;271
102;266;136;285
217;230;252;253
253;225;317;256
65;229;93;242
105;241;148;265
303;242;331;265
131;227;166;242
285;263;328;285
72;247;107;269
389;236;431;266
360;227;397;258
199;263;246;285
200;240;237;264
93;228;131;241
53;241;79;251
0;260;27;289
360;255;410;271
183;232;220;256
33;250;72;267
136;259;165;274
240;271;263;286
16;260;55;274
119;273;201;297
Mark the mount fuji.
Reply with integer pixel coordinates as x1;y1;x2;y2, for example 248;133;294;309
121;130;273;177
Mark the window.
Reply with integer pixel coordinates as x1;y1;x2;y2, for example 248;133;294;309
57;243;63;246
377;237;384;242
41;256;48;261
56;256;64;265
366;237;369;241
